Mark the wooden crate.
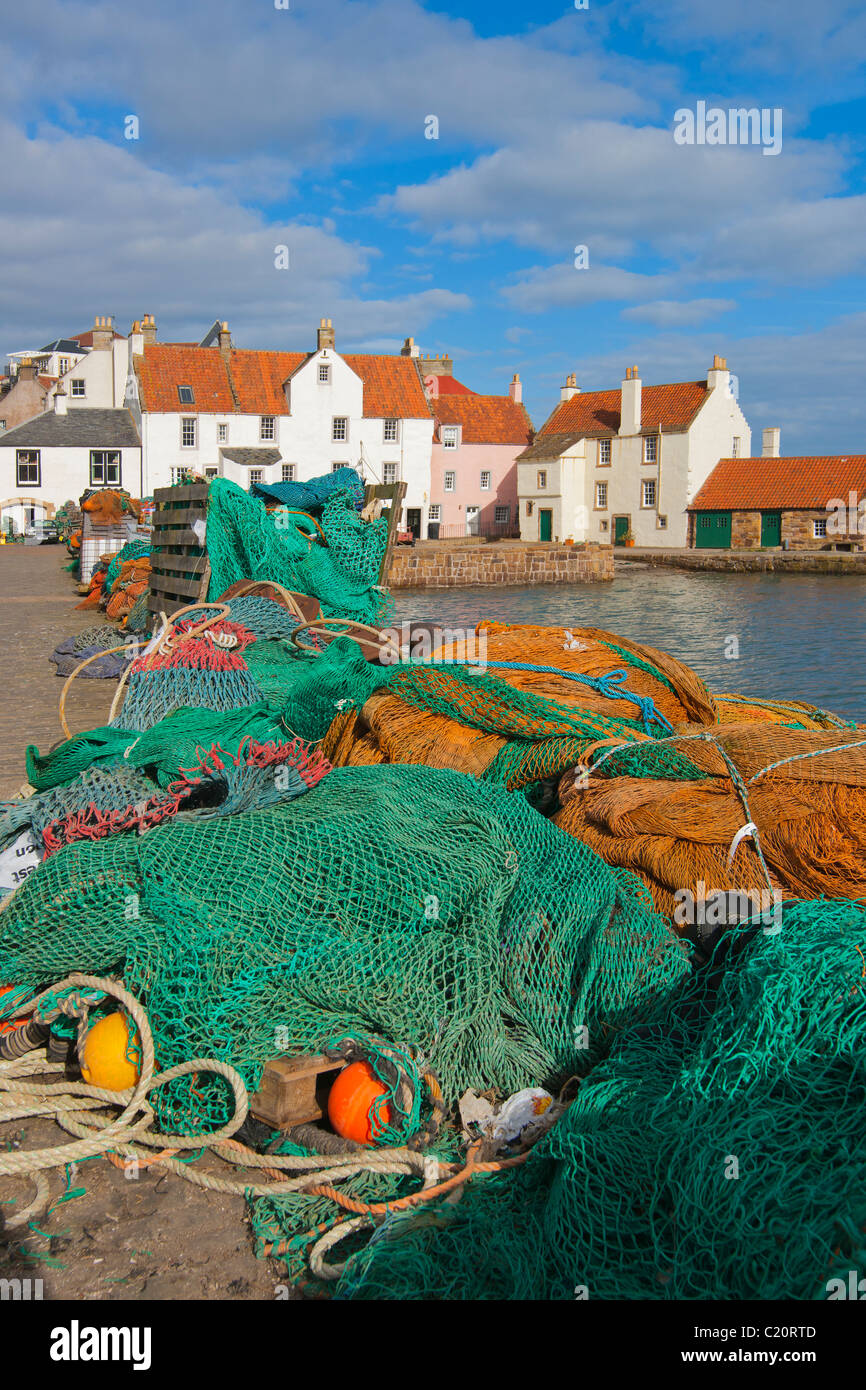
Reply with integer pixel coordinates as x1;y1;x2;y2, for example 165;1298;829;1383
148;483;211;619
364;481;407;583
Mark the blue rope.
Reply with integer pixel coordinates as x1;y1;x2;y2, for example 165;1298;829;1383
427;660;675;737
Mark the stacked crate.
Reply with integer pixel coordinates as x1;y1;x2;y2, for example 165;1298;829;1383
147;483;211;621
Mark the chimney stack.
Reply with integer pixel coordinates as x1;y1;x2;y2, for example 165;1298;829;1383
619;365;641;435
762;427;781;458
91;315;114;351
17;357;36;382
141;314;157;346
317;317;336;351
509;373;523;405
560;372;578;403
401;336;420;358
707;354;730;392
218;321;232;356
53;382;68;415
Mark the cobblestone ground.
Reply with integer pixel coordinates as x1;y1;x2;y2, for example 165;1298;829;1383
0;546;288;1300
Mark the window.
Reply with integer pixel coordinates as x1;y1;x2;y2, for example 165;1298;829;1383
442;426;458;449
444;471;456;492
260;416;276;441
428;504;441;521
319;363;330;383
332;417;348;442
249;469;263;484
16;450;40;486
644;436;658;463
70;380;86;398
59;357;70;375
282;464;296;482
181;417;197;448
600;519;609;532
642;479;657;507
205;467;218;479
595;481;608;509
480;470;491;491
526;500;533;516
658;514;668;529
599;439;611;465
494;506;510;523
383;419;398;443
90;450;121;486
383;462;398;484
732;437;740;458
813;518;827;538
217;423;228;443
332;461;349;472
537;470;547;489
177;385;195;405
0;421;6;433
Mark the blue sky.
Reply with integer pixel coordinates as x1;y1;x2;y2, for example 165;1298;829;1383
2;0;866;450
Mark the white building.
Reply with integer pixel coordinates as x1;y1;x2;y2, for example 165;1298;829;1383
517;357;751;548
0;397;141;532
127;318;435;531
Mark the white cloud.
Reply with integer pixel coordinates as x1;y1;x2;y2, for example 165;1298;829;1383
622;299;736;327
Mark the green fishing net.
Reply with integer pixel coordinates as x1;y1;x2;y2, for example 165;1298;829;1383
205;478;391;625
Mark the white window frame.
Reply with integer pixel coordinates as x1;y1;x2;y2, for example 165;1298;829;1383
70;379;86;398
281;463;296;482
383;418;398;443
444;470;456;492
732;437;740;458
644;436;658;463
332;417;348;442
59;357;70;376
494;505;509;523
442;426;459;450
16;449;40;487
642;479;657;507
318;363;330;383
480;470;491;491
217;423;228;443
428;504;441;522
599;438;611;465
205;467;218;479
260;415;276;442
595;481;608;509
383;462;398;484
813;518;827;538
537;470;547;489
180;414;198;447
249;469;263;484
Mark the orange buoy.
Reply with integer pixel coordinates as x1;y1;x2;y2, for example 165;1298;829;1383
327;1060;392;1145
80;1012;142;1092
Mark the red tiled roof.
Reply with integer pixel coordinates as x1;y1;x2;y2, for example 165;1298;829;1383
135;345;236;413
541;380;708;437
342;354;431;419
434;394;534;445
135;344;432;419
424;373;476;396
74;328;124;346
230;350;307;415
690;455;866;511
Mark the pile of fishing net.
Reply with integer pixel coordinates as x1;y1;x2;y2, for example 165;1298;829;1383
205;476;391;626
49;627;140;679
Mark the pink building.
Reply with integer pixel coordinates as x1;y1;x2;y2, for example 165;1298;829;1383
426;373;533;538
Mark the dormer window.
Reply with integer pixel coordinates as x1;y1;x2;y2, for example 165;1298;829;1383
177;385;194;405
442;426;458;449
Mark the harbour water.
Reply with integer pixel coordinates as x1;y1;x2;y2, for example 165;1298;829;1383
393;566;866;722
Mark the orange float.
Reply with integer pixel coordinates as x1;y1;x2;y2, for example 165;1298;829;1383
327;1060;392;1145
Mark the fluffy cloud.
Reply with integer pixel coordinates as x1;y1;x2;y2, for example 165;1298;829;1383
622;299;736;327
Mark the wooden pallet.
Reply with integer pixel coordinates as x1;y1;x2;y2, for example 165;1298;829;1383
148;483;211;619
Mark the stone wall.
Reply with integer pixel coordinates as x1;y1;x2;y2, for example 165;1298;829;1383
731;510;762;548
388;540;613;587
618;550;866;574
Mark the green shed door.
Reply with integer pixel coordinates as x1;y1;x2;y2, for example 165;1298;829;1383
695;512;731;549
760;511;781;547
613;516;629;545
539;508;553;542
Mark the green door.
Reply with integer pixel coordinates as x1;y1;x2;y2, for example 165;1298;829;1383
760;511;781;547
695;512;731;549
539;508;553;542
613;516;629;546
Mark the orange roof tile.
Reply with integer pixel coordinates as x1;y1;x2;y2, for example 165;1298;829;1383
229;350;306;415
135;345;236;413
541;380;708;437
425;373;476;396
434;394;534;445
343;354;431;419
690;456;866;511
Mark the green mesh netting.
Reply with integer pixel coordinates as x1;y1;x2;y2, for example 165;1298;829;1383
0;764;688;1136
333;897;866;1301
205;478;391;625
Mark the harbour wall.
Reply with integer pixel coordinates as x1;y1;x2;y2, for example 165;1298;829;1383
388;540;613;588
